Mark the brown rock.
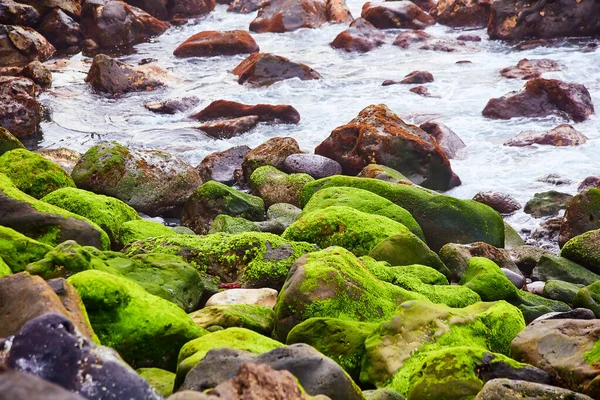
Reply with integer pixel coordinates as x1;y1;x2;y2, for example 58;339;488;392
558;188;600;248
361;1;435;30
0;75;41;137
500;58;560;80
122;0;168;20
38;8;84;50
169;0;216;18
36;147;81;173
0;25;55;67
409;85;435;97
400;70;434;83
0;0;40;26
227;0;269;13
456;34;481;41
419;121;466;159
578;177;600;193
16;0;83;18
504;124;588;147
408;0;437;11
0;369;87;400
315;104;459;190
198;145;251;185
173;30;259;57
232;53;321;86
431;0;490;28
482;78;595;122
196;115;260;139
392;29;431;48
326;0;353;23
242;137;301;182
250;0;328;33
331;17;385;53
192;100;300;124
473;190;521;214
144;96;199;114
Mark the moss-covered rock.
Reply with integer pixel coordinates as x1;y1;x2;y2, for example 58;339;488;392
0;256;12;277
189;304;274;335
181;180;264;235
124;232;316;290
561;229;600;275
137;368;175;397
558;188;600;247
523;191;572;218
357;164;411;184
459;257;519;302
543;280;584;305
512;290;571;323
0;148;75;199
0;173;110;249
250;165;314;207
300;176;504;252
0;126;25;156
532;253;600;285
360;257;448;285
68;269;207;371
504;221;525;249
117;219;179;248
282;206;413;257
0;225;52;272
287;317;378;383
573;281;600;317
273;247;425;342
302;186;424;241
257;203;303;234
208;214;260;234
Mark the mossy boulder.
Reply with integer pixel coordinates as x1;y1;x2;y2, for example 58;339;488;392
273;246;425;342
512;290;571;323
0;226;52;272
504;221;525;249
543;280;584;305
41;187;141;247
357;164;411;184
459;257;519;302
117;219;179;248
0;148;75;199
287;317;378;383
0;126;25;156
124;232;316;290
249;165;314;207
302;186;424;241
68;269;207;371
523;191;572;218
0;173;110;249
208;214;260;234
181;180;264;235
573;281;600;317
558;188;600;247
360;257;449;285
137;368;175;397
561;229;600;274
300;176;504;252
439;242;520;282
532;253;600;285
189;304;274;335
0;256;12;277
282;206;413;257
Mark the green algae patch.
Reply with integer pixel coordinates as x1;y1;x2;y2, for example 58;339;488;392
117;219;179;248
137;368;176;397
513;290;571;323
0;126;25;156
68;269;207;371
574;281;600;318
561;229;600;275
459;257;518;301
189;304;274;336
208;214;260;234
532;253;600;286
0;225;52;272
0;148;75;199
0;256;12;277
249;165;314;207
584;340;600;366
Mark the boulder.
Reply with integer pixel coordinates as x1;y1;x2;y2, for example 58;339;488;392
137;368;176;397
431;0;490;28
473;190;521;214
174;30;258;57
558;189;600;247
475;378;593;400
400;70;433;84
39;8;83;50
233;52;321;86
356;164;410;183
0;25;55;67
196;116;259;139
418;121;466;159
459;257;519;302
0;75;41;137
543;280;585;305
145;96;199;114
115;219;178;248
0;369;86;400
192;100;300;123
227;0;269;13
531;254;599;286
189;304;274;335
326;0;353;22
579;177;600;192
283;153;342;179
249;0;328;33
257;203;303;234
523;191;572;218
242;136;301;182
198;145;250;185
392;29;431;48
169;0;215;18
0;226;52;272
0;1;40;26
208;214;259;234
573;281;600;317
330;18;385;53
505;124;587;147
250;166;314;207
205;288;278;308
0;126;24;155
13;0;83;17
361;1;435;29
562;229;600;274
315;104;459;190
439;242;520;282
500;58;560;80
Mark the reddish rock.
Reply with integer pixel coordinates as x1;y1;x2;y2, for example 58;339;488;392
578;177;600;193
392;29;431;48
504;124;588;147
410;85;435;97
430;0;490;28
242;137;301;182
361;1;435;30
21;60;52;88
315;104;459;190
456;34;481;41
401;70;434;84
482;78;594;122
228;0;269;13
39;8;83;50
382;79;400;86
326;0;353;23
250;0;328;33
16;0;83;17
500;58;560;80
331;18;385;53
198;145;251;185
145;96;199;114
169;0;216;18
192;100;300;124
196;116;260;139
488;0;600;40
121;0;169;20
0;25;55;67
0;0;40;26
558;189;600;247
408;0;438;11
473;190;521;214
233;53;320;86
419;121;466;159
174;30;259;57
0;76;41;137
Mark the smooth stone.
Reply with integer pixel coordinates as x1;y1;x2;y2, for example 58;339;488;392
205;288;279;309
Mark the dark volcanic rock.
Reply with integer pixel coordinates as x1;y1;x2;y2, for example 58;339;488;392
500;58;560;80
504;124;587;147
0;75;41;137
195;116;260;139
232;53;321;86
361;1;435;29
145;96;199;114
431;0;491;28
0;25;55;67
330;18;385;53
198;145;250;185
419;121;466;159
192;100;300;124
473;190;521;214
173;30;259;57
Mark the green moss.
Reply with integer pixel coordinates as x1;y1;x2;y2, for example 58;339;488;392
208;214;260;234
357;164;410;183
573;280;600;318
584;339;600;366
532;254;599;285
117;219;178;248
524;191;572;218
189;304;274;335
0;149;75;199
0;126;25;156
561;229;600;274
137;368;175;397
250;165;314;207
459;257;518;301
71;142;129;188
542;280;584;305
513;290;571;323
360;257;448;285
0;256;12;277
68;270;206;371
283;206;413;257
0;226;52;272
504;221;524;250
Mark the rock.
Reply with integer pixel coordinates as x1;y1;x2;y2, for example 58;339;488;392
36;148;81;173
562;229;600;274
137;368;176;397
192;100;300;124
208;214;259;234
196;116;260;139
475;378;594;400
482;78;595;122
0;1;40;26
531;254;599;286
505;124;587;147
534;308;596;322
315;105;458;191
524;191;572;218
542;280;584;305
190;304;274;335
573;280;600;318
205;288;279;308
121;0;170;20
257;203;303;234
430;0;491;28
39;8;83;50
249;0;328;33
361;1;435;29
282;154;341;179
400;70;434;84
500;58;560;80
502;268;525;289
227;0;269;13
0;25;55;67
250;166;313;207
0;148;75;198
1;312;163;399
440;241;520;282
0;75;41;137
392;29;431;48
473;190;521;214
330;18;385;53
326;0;353;22
418;121;466;159
174;30;258;57
72;142;202;217
488;0;600;40
526;281;545;295
513;290;571;324
85;54;164;96
356;164;410;184
117;219;178;248
14;0;82;17
457;34;481;41
409;85;435;97
0;369;86;400
6;60;52;88
181;180;264;235
579;177;600;192
511;318;600;397
504;222;524;249
242;137;301;182
0;126;24;155
169;0;216;19
233;53;321;86
145;96;199;114
198;145;250;185
363;389;404;400
459;257;519;301
559;189;600;247
0;226;52;272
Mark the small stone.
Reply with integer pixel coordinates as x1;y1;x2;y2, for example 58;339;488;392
501;268;525;288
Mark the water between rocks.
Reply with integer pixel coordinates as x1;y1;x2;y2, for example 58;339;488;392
36;0;600;244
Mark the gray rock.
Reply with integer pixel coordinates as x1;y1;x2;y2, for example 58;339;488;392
473;190;521;214
509;245;551;277
532;254;600;286
419;121;466;159
0;369;86;400
501;268;525;288
363;388;405;400
197;145;250;186
283;154;342;179
532;308;596;322
475;378;593;400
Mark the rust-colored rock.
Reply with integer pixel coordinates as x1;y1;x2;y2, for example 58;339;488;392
482;78;595;122
361;1;435;30
401;70;434;84
0;75;41;137
430;0;491;28
233;53;321;86
174;30;259;57
227;0;269;13
326;0;353;23
196;115;260;139
250;0;328;33
419;121;466;159
121;0;168;20
315;104;460;190
392;29;431;48
409;85;435;97
39;8;83;50
192;100;301;124
145;96;199;114
242;137;301;182
504;124;588;147
0;25;55;67
500;58;560;80
330;18;385;53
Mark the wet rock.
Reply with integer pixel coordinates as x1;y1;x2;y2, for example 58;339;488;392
419;121;466;159
409;85;436;97
0;369;86;400
0;76;41;137
192;100;300;124
488;0;600;41
578;177;600;192
537;173;572;186
331;18;385;53
542;280;585;305
430;0;491;28
86;54;164;96
190;304;274;335
400;70;434;84
505;124;587;147
524;190;572;218
482;78;595;122
475;378;594;400
233;53;321;86
0;1;40;26
227;0;269;13
526;281;545;295
121;0;170;20
36;147;81;173
457;34;481;41
473;190;521;214
39;8;83;50
392;29;431;48
559;189;600;247
196;115;260;139
0;25;55;67
532;253;600;286
533;308;596;322
525;217;562;249
356;164;410;184
169;0;216;19
209;214;259;235
20;60;51;88
249;0;328;33
257;203;303;234
198;145;250;185
145;96;199;114
500;58;560;80
174;30;259;57
283;153;342;179
326;0;353;23
71;141;202;216
315;104;459;191
249;166;314;207
242;137;301;182
361;1;435;29
0;126;24;156
562;229;600;274
205;288;279;308
502;268;525;289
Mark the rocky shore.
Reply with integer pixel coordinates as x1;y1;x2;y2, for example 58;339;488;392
1;0;600;399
